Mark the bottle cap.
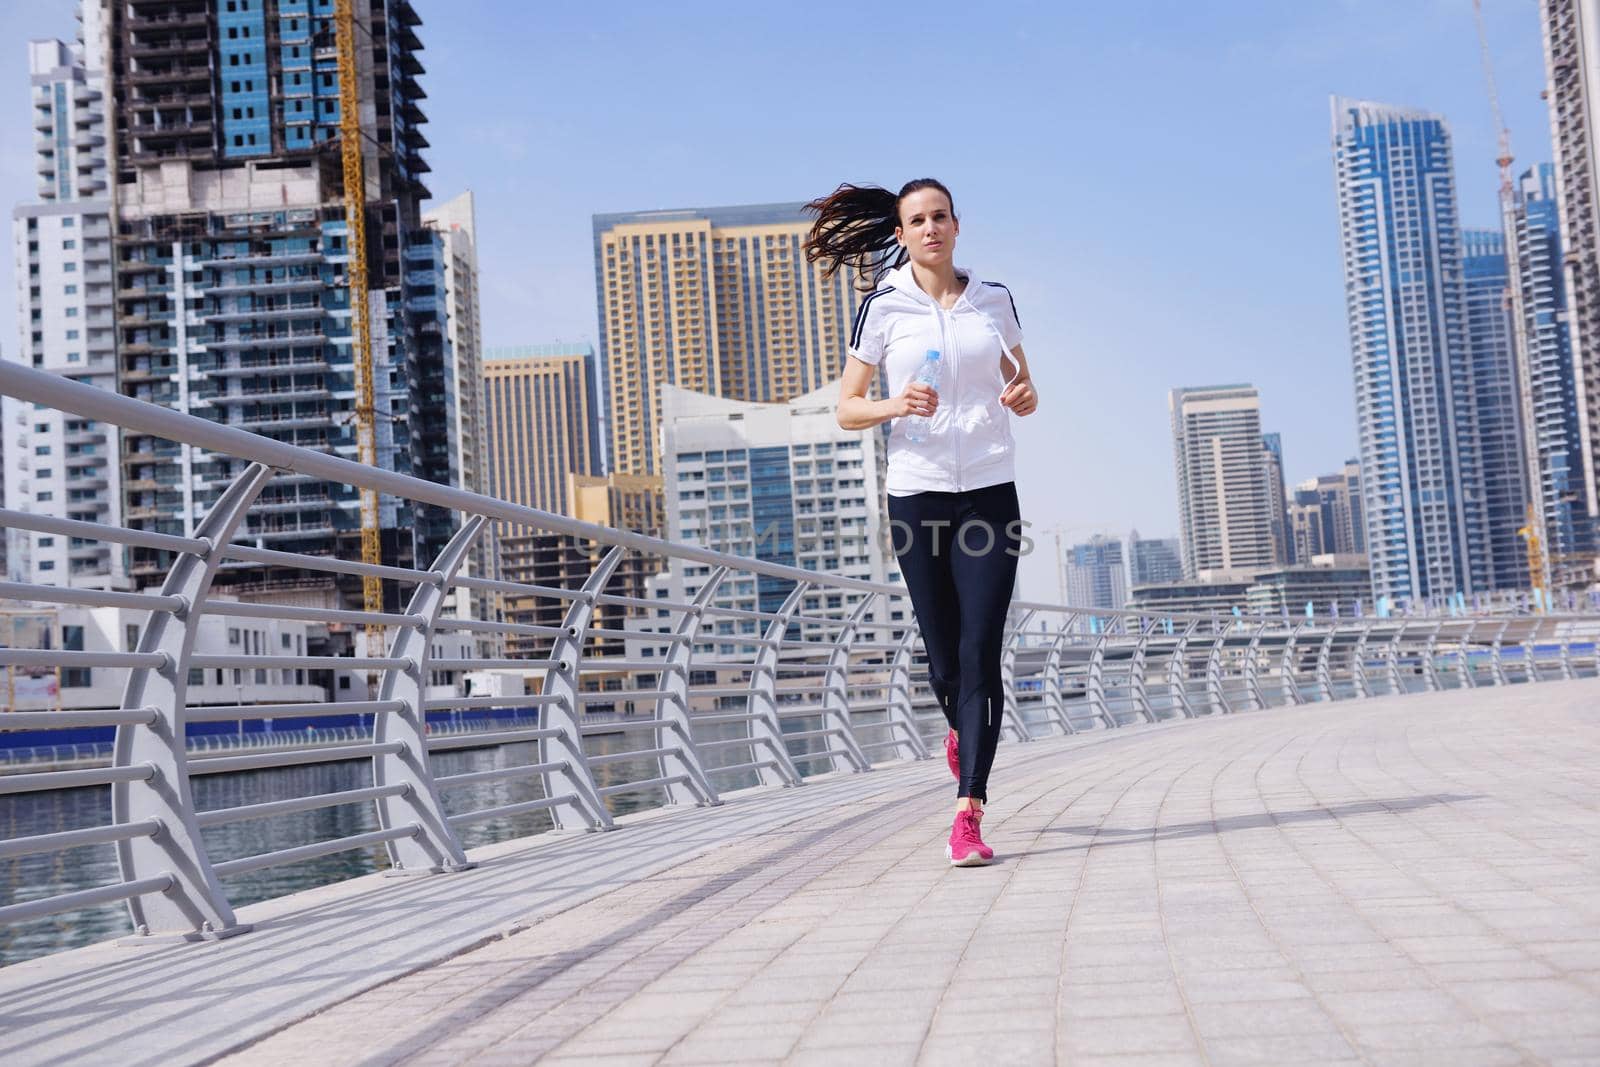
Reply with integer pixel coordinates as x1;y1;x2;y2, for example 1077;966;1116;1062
925;349;941;361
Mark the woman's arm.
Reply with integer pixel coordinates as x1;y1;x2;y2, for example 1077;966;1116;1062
1000;344;1039;416
836;354;937;431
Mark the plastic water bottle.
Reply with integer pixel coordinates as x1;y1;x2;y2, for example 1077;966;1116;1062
903;350;942;443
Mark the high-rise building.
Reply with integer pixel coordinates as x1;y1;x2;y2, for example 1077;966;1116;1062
1341;458;1367;556
108;0;448;608
1288;462;1366;564
479;345;657;656
1063;535;1127;611
481;345;596;636
6;23;121;589
1538;0;1600;567
1331;97;1490;604
1510;163;1597;586
422;191;490;629
645;381;895;656
591;203;867;482
1262;432;1293;564
482;345;599;516
1169;384;1277;577
1127;531;1183;588
507;473;663;660
422;191;486;502
1461;228;1532;590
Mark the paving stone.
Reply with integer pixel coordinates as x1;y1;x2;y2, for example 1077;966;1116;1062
1188;999;1343;1037
1058;1014;1200;1056
1200;1032;1360;1064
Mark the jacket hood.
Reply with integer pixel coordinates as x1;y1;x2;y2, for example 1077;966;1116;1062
883;263;979;304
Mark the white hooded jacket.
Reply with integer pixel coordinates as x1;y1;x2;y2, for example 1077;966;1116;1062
847;264;1023;495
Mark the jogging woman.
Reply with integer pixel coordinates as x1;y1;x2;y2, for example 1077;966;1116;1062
803;179;1039;866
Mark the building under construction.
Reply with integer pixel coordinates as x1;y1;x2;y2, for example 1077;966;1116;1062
107;0;457;611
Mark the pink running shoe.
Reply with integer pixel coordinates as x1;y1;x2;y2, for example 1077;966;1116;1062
945;809;994;867
945;729;959;779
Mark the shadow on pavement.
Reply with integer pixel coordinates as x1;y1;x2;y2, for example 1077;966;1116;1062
1029;793;1485;851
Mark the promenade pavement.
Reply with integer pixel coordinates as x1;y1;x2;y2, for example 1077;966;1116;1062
1;680;1597;1066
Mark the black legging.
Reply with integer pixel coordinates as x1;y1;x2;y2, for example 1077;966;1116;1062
887;481;1021;801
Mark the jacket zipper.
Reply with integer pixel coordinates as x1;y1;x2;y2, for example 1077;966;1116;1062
943;305;963;492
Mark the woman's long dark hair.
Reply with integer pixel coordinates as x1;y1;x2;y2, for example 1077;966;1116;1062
803;178;955;291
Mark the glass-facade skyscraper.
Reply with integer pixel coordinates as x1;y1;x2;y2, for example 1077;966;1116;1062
1461;228;1532;591
1064;535;1127;611
1262;431;1292;565
1331;97;1490;604
1128;532;1183;588
1512;163;1596;583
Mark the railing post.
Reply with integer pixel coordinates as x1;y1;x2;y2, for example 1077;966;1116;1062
884;618;933;760
373;515;485;873
1280;622;1307;706
1351;624;1374;699
1556;618;1576;680
746;582;807;786
1420;622;1443;691
113;461;274;943
1086;619;1116;728
1167;620;1199;718
1204;625;1231;714
1315;625;1336;701
1128;617;1158;723
1384;622;1407;695
1242;623;1267;711
818;594;874;773
1040;613;1078;734
541;546;623;831
1489;620;1511;686
1458;620;1480;688
1521;620;1544;684
999;608;1036;742
653;566;724;807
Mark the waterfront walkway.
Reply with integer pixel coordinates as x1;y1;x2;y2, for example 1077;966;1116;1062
2;681;1598;1067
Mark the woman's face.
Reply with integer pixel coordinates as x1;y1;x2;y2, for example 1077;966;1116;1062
895;188;958;270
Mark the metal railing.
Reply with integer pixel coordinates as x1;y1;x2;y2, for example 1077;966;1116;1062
2;358;1599;951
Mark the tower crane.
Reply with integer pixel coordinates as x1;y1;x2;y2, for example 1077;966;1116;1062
334;0;385;671
1473;0;1552;607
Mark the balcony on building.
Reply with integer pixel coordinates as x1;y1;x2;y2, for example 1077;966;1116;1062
203;332;329;351
128;34;211;61
196;250;323;269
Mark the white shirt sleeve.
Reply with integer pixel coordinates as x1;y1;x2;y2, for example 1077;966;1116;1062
988;283;1023;350
847;293;887;366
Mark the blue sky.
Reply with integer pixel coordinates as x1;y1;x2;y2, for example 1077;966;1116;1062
0;0;1558;595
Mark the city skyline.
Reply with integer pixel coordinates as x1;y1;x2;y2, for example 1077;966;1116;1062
0;1;1568;600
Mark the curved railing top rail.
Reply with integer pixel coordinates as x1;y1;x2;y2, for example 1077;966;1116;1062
4;360;1591;628
1;360;890;596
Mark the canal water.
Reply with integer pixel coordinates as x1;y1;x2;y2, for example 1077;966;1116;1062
0;719;836;968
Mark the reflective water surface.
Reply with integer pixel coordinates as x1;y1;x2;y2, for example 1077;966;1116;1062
0;721;793;967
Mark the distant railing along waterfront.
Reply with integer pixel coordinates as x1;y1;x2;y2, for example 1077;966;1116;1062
2;358;1598;956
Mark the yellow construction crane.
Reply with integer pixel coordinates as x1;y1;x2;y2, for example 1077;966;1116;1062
1517;503;1548;611
1473;0;1552;600
334;0;384;671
